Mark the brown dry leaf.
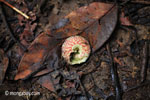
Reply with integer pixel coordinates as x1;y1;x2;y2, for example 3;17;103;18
50;2;118;52
15;33;62;80
50;2;114;38
15;2;118;80
120;11;132;26
37;74;55;92
0;49;9;84
81;5;118;52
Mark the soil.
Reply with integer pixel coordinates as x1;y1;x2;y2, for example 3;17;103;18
0;0;150;100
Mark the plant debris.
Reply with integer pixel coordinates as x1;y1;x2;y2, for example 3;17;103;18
0;0;150;100
0;49;9;84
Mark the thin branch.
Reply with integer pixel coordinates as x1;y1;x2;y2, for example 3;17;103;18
106;43;123;100
0;0;29;19
140;40;149;83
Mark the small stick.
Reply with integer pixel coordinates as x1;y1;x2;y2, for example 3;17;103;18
121;0;150;5
125;81;150;93
0;0;29;19
140;40;149;83
114;57;123;66
128;0;150;5
106;44;123;100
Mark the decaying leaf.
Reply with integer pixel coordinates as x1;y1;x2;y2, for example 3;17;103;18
81;5;118;52
120;11;132;26
37;73;55;92
15;2;118;83
38;70;81;96
50;2;118;52
0;49;9;84
15;33;62;80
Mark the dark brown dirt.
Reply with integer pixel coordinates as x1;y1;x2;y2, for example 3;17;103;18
0;0;150;100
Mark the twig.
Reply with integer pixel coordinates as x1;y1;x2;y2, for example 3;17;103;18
0;0;29;19
125;81;150;93
128;0;150;5
106;44;123;100
121;0;150;6
140;40;149;83
0;3;27;52
120;0;131;6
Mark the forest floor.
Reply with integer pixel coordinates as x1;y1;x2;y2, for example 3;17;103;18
0;0;150;100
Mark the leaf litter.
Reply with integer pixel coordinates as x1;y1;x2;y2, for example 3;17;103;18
1;0;150;100
0;49;9;84
13;2;119;99
15;2;118;80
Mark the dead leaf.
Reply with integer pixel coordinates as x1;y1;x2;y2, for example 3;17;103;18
120;11;132;26
50;3;115;39
0;49;9;84
50;2;118;52
33;69;50;77
15;2;118;81
15;33;62;80
37;73;55;92
81;5;118;52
